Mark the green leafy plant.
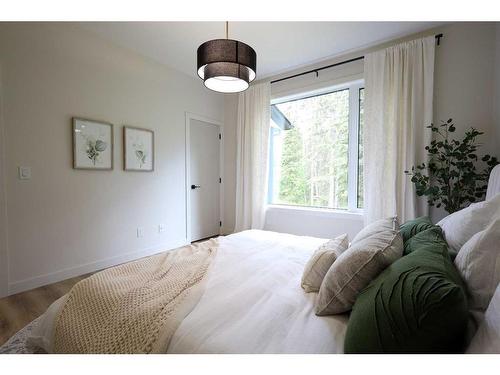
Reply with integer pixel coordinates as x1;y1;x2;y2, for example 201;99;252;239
405;119;498;214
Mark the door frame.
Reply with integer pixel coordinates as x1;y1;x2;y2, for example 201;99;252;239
185;112;224;243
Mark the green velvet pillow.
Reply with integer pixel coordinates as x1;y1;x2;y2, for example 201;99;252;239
403;225;445;254
404;226;458;260
344;234;468;353
399;216;434;243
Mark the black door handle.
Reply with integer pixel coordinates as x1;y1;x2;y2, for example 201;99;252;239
191;184;201;189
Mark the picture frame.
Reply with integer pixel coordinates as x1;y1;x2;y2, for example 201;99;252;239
123;126;155;172
72;117;114;170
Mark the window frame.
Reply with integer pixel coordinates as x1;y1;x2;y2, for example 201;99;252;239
268;79;364;214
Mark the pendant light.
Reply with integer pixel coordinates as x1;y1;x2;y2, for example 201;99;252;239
197;22;257;93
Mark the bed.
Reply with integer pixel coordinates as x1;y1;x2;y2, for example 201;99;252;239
1;165;500;354
2;230;348;354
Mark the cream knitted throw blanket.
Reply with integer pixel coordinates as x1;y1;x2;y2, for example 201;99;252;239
52;239;218;353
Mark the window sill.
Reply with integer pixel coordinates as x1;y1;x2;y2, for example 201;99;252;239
266;204;363;220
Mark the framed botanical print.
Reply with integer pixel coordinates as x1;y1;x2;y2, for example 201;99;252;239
72;117;114;170
123;126;154;171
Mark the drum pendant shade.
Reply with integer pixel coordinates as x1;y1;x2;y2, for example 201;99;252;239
197;31;257;93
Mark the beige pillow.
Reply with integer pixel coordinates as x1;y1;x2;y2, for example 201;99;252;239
316;217;403;315
351;216;398;244
301;234;349;293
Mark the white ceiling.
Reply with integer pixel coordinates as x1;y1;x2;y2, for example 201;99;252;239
79;22;444;79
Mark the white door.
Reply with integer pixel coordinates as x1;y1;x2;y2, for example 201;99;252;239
189;119;221;242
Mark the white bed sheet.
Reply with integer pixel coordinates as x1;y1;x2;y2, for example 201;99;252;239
29;230;349;354
167;230;349;353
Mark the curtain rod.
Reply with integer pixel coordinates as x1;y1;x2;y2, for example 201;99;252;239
270;33;444;85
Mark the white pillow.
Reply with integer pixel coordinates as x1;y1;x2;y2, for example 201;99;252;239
437;194;500;254
301;234;349;293
315;217;403;315
455;216;500;318
467;284;500;354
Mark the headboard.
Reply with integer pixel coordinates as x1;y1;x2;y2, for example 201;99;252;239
486;164;500;200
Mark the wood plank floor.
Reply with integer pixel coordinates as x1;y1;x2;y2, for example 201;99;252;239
0;273;91;346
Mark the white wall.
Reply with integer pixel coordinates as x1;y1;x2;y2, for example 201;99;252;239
495;24;500;149
434;23;496;156
0;23;225;296
0;65;8;297
431;22;498;221
265;206;363;240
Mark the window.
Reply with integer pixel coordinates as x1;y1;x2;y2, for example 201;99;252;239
268;81;364;211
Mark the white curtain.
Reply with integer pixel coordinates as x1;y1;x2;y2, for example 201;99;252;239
363;36;435;224
234;82;271;232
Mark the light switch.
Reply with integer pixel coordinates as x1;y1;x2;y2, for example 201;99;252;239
158;224;166;233
137;227;144;238
18;166;31;180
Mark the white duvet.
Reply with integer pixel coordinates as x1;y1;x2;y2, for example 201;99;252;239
29;230;349;354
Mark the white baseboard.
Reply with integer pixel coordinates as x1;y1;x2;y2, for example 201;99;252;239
7;239;188;296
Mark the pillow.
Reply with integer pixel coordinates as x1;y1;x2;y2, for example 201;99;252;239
454;217;500;320
403;226;450;256
467;284;500;354
301;233;349;293
315;218;403;315
437;194;500;254
351;216;398;244
399;216;433;243
344;233;468;353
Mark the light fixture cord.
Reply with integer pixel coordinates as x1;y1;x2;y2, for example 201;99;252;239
225;21;228;39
